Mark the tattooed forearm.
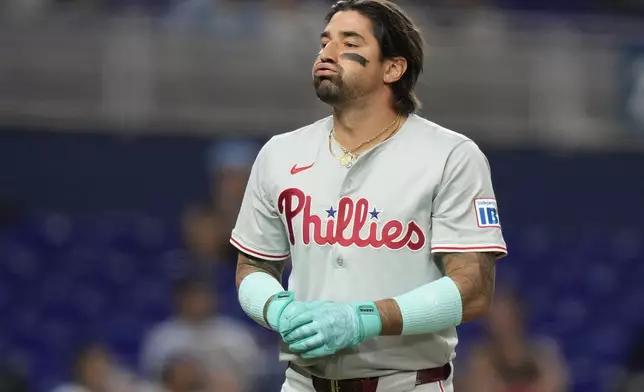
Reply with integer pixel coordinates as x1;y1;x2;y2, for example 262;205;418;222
235;252;286;291
435;252;497;322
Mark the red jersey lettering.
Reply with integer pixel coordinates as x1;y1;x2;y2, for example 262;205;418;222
277;188;425;251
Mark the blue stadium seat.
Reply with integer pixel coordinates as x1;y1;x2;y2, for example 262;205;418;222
1;213;642;392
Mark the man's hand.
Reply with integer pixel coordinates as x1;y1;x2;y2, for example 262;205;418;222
265;291;329;333
281;302;381;359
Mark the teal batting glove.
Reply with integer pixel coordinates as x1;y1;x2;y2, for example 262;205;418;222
282;302;382;359
265;292;329;335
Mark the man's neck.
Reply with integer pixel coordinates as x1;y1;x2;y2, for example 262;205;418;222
331;95;401;150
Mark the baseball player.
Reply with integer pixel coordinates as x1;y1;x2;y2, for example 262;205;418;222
231;1;507;391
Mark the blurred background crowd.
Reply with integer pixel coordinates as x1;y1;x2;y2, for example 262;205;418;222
4;0;644;18
1;0;644;392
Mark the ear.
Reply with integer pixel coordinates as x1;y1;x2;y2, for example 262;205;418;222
383;57;407;84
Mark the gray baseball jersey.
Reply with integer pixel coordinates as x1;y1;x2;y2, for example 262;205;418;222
231;114;507;380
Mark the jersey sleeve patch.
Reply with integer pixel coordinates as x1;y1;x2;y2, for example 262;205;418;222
474;198;501;228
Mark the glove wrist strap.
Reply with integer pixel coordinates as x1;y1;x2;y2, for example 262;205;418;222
354;302;382;341
266;291;295;330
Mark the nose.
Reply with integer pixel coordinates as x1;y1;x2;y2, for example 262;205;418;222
319;41;339;63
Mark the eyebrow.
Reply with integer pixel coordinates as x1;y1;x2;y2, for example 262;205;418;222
320;30;367;43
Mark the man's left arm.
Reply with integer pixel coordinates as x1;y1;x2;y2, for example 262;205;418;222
377;140;505;336
376;251;497;335
283;251;498;355
284;140;506;356
283;250;498;355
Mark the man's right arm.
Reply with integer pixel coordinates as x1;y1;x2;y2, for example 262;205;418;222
229;140;297;330
235;252;286;288
235;252;287;325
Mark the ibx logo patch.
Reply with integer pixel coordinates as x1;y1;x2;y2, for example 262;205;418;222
474;198;501;228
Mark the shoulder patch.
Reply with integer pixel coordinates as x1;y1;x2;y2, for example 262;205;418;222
474;198;501;228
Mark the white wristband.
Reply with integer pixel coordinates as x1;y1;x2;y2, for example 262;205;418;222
393;277;463;335
238;272;285;329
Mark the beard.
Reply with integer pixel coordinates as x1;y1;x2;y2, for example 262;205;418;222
313;74;351;105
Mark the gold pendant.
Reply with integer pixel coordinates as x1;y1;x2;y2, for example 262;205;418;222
339;153;353;167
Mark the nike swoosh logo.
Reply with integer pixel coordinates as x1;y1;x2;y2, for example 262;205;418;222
290;163;315;175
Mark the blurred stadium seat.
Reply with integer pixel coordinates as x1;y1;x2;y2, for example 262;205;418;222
0;211;642;391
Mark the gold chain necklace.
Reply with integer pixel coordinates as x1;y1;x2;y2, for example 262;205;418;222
329;114;401;168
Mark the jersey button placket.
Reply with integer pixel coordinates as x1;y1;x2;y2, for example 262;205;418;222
326;354;342;378
340;170;355;196
332;244;345;269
